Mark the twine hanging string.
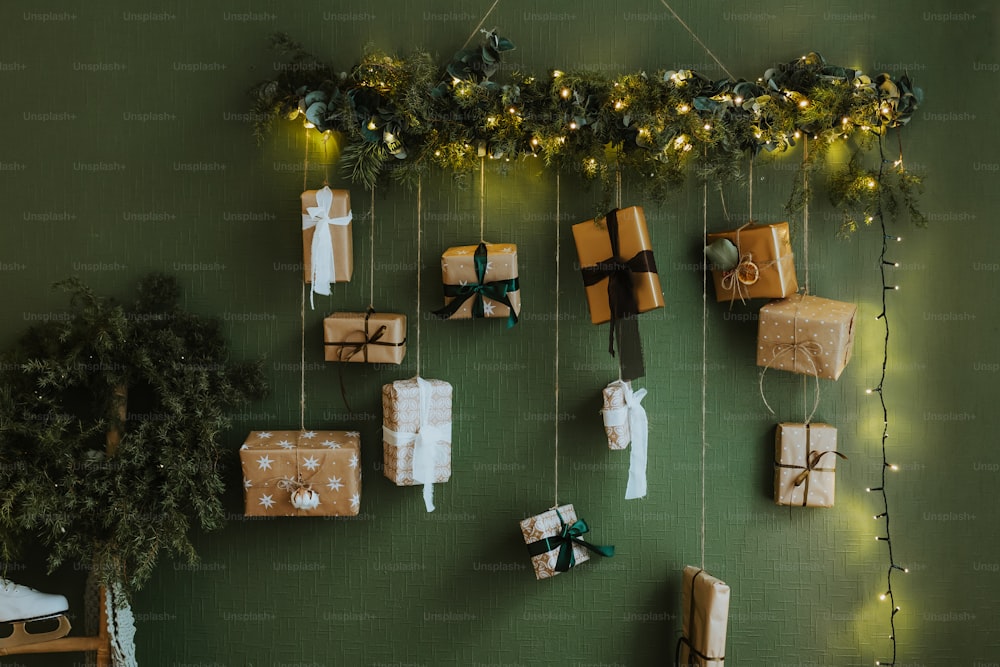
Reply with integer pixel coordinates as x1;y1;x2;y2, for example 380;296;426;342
801;136;811;423
459;0;503;50
748;154;754;222
656;0;736;80
369;187;376;309
700;152;708;570
415;176;423;378
552;171;564;506
479;157;487;242
615;168;623;381
299;127;310;431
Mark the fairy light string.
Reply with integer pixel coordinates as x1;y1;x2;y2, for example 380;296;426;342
870;130;907;667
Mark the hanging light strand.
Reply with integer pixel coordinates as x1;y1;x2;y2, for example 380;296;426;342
870;129;908;667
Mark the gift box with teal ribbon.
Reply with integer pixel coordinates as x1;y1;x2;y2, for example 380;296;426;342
434;241;520;327
519;504;614;580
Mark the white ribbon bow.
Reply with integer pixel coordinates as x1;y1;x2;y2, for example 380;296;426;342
302;186;352;309
382;377;451;512
623;384;649;499
603;380;649;500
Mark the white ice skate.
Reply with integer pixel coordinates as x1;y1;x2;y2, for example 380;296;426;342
0;578;72;648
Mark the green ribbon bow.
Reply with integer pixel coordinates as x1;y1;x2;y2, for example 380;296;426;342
526;509;615;572
433;242;519;328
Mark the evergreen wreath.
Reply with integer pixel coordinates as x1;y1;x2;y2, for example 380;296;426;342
0;274;267;594
251;31;925;231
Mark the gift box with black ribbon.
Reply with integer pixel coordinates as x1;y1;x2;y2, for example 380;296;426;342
519;504;614;580
572;206;664;380
324;310;407;365
676;566;730;667
433;242;520;327
774;422;845;507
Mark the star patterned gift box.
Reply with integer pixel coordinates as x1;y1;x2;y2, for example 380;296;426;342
435;242;520;325
706;222;798;303
240;430;361;517
756;293;858;381
774;422;845;507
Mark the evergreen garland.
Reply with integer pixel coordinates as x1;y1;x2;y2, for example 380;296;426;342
0;275;267;595
250;32;926;228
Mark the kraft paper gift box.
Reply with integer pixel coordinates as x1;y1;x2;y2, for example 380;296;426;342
677;566;730;667
435;242;520;326
706;222;798;302
240;430;361;517
382;377;452;512
324;311;407;364
519;504;614;580
774;422;845;507
571;206;664;325
756;293;858;380
301;186;353;292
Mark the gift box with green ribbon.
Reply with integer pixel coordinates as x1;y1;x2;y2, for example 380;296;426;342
774;422;846;507
434;242;520;327
519;504;614;580
239;430;361;517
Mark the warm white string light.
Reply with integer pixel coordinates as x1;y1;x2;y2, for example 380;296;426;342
869;129;908;667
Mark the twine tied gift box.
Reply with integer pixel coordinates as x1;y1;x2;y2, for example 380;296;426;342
519;504;614;580
301;187;353;300
706;222;797;303
382;377;452;512
676;566;730;667
774;422;846;507
434;242;520;327
324;310;406;364
757;293;858;380
240;430;361;516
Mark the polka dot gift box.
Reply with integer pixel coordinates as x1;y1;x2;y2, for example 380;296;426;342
756;293;858;381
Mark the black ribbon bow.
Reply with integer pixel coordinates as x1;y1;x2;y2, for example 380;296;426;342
580;209;657;381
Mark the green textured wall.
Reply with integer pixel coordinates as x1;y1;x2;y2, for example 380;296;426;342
2;0;997;665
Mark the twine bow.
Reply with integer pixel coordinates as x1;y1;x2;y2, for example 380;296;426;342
775;431;847;506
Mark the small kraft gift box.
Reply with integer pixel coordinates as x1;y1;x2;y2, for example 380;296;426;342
301;186;353;300
706;222;798;303
774;422;846;507
382;377;452;512
676;566;730;667
240;430;361;516
757;293;858;380
324;310;406;364
519;504;614;580
434;242;520;326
